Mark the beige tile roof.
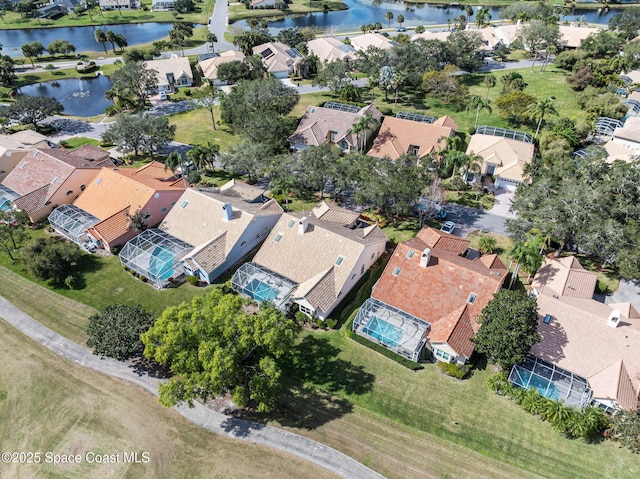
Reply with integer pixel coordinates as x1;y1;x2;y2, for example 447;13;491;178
71;144;110;162
253;203;387;311
288;104;382;149
350;33;395;51
252;42;302;75
312;200;360;225
532;257;597;299
220;178;265;203
307;37;357;64
145;56;193;87
531;287;640;411
199;50;245;81
613;116;640;144
558;24;601;49
603;141;635;163
466;134;535;183
5;130;49;146
411;30;451;42
190;232;227;273
367;116;456;161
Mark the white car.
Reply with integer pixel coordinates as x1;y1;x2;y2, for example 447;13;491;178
440;221;456;234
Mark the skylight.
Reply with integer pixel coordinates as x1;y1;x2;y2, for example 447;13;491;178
467;293;477;304
287;219;295;228
335;255;345;266
407;250;415;258
180;200;189;208
393;266;401;276
274;233;283;243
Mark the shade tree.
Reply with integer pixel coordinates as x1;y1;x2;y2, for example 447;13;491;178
102;113;176;158
2;95;63;128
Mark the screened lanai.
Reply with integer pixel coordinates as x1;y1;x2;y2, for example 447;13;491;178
231;262;297;311
353;298;430;362
509;356;593;408
48;204;100;245
119;228;193;288
0;184;19;211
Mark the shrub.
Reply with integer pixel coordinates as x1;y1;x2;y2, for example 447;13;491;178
316;319;325;330
596;279;608;295
437;361;470;379
64;275;77;289
325;318;338;329
294;311;308;325
140;275;148;283
349;332;423;370
186;275;199;286
110;246;121;255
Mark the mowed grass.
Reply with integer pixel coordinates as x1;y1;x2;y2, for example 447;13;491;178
0;320;339;479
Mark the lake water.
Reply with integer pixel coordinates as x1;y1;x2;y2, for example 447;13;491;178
0;22;173;58
236;0;617;33
16;75;114;117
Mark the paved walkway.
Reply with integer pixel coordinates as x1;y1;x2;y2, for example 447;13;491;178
0;295;384;479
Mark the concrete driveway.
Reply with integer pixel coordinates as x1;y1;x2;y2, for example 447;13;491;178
606;279;640;311
487;188;516;219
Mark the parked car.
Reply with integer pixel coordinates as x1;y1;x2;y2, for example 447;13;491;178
440;221;456;234
159;91;168;101
396;26;406;32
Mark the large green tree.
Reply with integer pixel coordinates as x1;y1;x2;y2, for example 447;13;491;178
102;113;176;158
2;95;63;127
298;144;341;199
86;304;154;360
22;237;82;286
472;290;540;369
607;409;640;453
609;7;640;40
0;55;16;87
21;41;44;67
141;289;298;412
232;29;272;56
107;61;158;111
313;59;352;96
47;39;76;57
190;85;225;131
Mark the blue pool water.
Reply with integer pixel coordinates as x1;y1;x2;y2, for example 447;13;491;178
515;370;560;401
362;316;403;349
149;246;175;281
245;279;278;303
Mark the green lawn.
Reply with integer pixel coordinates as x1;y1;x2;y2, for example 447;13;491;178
445;188;496;210
228;0;346;23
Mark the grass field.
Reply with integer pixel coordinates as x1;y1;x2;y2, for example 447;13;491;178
0;320;339;479
228;0;347;23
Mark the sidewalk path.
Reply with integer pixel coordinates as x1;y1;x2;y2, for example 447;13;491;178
0;295;385;479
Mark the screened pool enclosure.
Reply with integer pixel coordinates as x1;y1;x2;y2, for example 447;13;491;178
509;356;592;408
119;228;193;288
48;204;100;245
353;298;430;362
0;184;19;211
231;262;297;311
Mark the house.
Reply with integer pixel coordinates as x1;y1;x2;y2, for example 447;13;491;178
232;201;387;320
367;114;457;162
199;50;246;86
611;116;640;151
306;37;357;64
349;33;396;52
249;0;277;7
288;102;382;152
509;257;640;411
48;161;185;252
137;180;283;285
99;0;138;10
151;0;174;10
1;146;112;222
0;131;53;183
145;56;193;94
252;42;303;78
465;129;536;189
558;24;601;49
411;30;451;43
353;227;507;363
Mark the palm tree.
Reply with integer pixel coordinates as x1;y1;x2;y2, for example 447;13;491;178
385;11;393;28
397;14;405;28
461;152;483;184
475;6;491;28
114;33;127;53
443;134;464;153
390;70;405;106
441;149;467;179
526;97;558;137
94;29;107;54
483;74;496;100
466;95;492;129
478;234;497;254
164;150;183;175
207;32;217;52
349;112;376;152
105;30;117;54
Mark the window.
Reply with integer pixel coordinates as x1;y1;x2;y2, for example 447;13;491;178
371;252;375;260
66;190;73;196
360;264;365;275
393;266;401;276
351;274;356;280
161;207;167;214
408;144;420;156
335;255;344;266
407;249;415;259
144;213;151;220
154;192;160;199
80;184;86;191
329;131;337;142
180;200;189;209
467;293;477;304
299;304;314;316
434;348;453;362
274;233;283;243
287;219;295;228
51;177;58;184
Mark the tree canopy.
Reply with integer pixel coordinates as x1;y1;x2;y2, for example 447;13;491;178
22;236;82;286
86;304;154;361
2;95;63;127
107;61;158;111
472;290;540;369
141;288;298;412
102;113;176;158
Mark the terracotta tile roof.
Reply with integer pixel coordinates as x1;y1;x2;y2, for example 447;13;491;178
367;116;456;161
87;206;130;243
12;184;50;214
372;227;507;359
466;134;535;183
532;257;597;299
531;287;640;411
71;144;110;162
199;50;245;80
288;104;382;150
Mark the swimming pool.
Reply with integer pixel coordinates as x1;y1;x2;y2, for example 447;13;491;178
362;316;404;349
244;278;279;303
148;246;175;281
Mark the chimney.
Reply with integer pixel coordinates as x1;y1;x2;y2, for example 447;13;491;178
607;310;621;328
420;248;431;267
222;202;233;222
298;216;308;235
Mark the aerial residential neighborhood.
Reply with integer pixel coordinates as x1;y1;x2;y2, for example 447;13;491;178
0;1;639;478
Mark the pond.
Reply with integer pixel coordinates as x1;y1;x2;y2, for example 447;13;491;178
0;22;174;58
16;75;113;117
236;0;617;33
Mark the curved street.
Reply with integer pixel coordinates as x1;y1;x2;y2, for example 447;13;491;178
0;294;385;479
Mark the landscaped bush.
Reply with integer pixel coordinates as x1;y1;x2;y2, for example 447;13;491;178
64;275;77;290
110;246;121;255
437;361;470;379
325;318;338;329
349;332;423;370
140;275;148;283
186;275;199;286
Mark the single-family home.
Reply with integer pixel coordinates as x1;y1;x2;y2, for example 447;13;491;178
1;146;112;222
349;33;396;52
199;50;245;85
151;0;174;11
145;56;193;94
465;128;536;189
120;180;283;287
48;161;184;252
306;37;357;64
411;30;451;43
232;201;387;320
509;256;640;411
99;0;138;10
367;114;457;162
558;24;601;49
288;102;382;152
249;0;277;7
353;227;507;363
252;42;303;78
0;131;53;184
611;116;640;151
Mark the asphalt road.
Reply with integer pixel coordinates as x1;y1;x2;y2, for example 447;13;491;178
445;203;509;237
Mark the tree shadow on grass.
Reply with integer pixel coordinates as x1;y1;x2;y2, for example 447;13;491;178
246;335;375;430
